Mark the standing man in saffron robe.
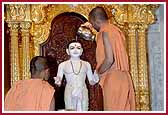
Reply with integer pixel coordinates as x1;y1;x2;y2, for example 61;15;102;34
82;6;135;111
5;56;55;111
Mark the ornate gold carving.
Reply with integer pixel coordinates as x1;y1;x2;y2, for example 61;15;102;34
127;23;140;110
137;24;150;111
127;4;156;24
6;4;30;21
30;4;50;56
8;22;20;86
20;21;31;80
31;4;47;23
105;4;127;26
30;4;99;56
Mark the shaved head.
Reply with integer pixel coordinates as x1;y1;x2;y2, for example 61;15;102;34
30;56;49;76
89;6;108;22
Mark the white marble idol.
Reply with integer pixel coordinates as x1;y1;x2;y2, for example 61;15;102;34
54;41;99;111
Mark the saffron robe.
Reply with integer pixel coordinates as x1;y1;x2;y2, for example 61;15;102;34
96;23;136;111
5;79;55;111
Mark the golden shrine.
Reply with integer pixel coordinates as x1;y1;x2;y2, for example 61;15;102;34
4;4;159;111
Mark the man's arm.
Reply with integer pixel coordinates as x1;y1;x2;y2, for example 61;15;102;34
49;97;55;111
97;32;114;74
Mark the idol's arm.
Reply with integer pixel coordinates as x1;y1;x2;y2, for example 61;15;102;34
54;62;64;86
86;62;99;85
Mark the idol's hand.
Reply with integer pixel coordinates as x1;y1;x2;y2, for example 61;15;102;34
54;77;61;86
93;70;100;82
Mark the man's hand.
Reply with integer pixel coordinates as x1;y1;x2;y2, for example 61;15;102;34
81;22;93;29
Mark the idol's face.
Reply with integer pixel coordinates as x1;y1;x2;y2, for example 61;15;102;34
68;42;83;58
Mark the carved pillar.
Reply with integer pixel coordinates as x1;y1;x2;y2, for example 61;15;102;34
137;24;150;111
20;22;31;79
8;22;20;86
127;23;140;110
6;4;31;84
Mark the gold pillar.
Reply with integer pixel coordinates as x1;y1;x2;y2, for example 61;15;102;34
127;23;140;110
8;22;20;86
137;24;150;111
20;22;31;79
